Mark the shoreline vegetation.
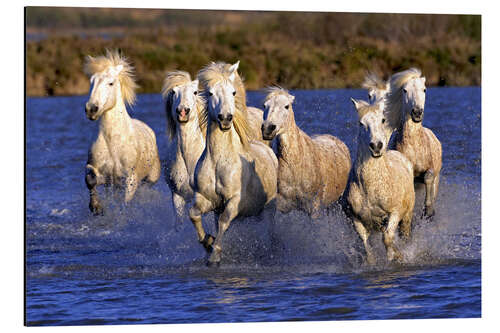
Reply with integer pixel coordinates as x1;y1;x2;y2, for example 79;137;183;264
26;8;481;97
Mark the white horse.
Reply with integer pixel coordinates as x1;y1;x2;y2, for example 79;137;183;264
162;70;207;225
84;50;161;214
347;98;415;264
189;61;278;266
261;87;351;216
385;68;442;217
362;72;390;107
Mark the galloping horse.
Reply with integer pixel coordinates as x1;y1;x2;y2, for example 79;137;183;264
84;50;161;214
162;70;207;225
261;87;351;216
189;62;278;266
347;98;415;264
385;68;442;217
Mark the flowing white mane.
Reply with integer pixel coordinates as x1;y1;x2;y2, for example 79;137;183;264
362;72;387;92
197;62;252;147
384;68;423;130
264;86;291;102
84;49;138;106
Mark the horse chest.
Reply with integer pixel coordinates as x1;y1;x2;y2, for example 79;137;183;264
398;131;430;176
348;173;389;227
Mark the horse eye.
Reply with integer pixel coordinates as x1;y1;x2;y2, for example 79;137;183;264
209;92;213;96
194;91;198;95
382;118;386;124
109;82;114;86
424;88;427;93
285;105;290;110
403;88;407;93
232;91;236;96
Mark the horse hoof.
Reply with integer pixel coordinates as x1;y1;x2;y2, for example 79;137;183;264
422;206;435;220
90;203;104;216
208;247;222;265
201;234;215;252
206;260;220;268
366;253;376;265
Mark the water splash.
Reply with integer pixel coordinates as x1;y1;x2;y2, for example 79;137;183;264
26;176;480;279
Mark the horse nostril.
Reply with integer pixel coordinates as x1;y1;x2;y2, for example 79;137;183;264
90;105;98;114
377;141;383;150
226;114;233;121
217;114;224;121
269;124;276;132
185;108;190;114
369;142;376;151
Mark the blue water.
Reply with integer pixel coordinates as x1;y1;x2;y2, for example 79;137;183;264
26;88;481;325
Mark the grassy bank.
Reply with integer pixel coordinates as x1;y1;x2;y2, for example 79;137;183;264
26;9;481;96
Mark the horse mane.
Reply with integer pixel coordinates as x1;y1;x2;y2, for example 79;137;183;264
84;49;138;106
161;70;207;141
385;68;423;131
197;62;252;147
264;85;291;102
362;72;387;91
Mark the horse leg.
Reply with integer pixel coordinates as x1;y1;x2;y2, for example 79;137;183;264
431;174;440;211
146;157;161;184
309;198;322;219
423;169;435;218
189;193;215;252
172;192;186;231
208;196;240;266
399;210;412;242
85;165;103;215
353;218;375;265
124;173;139;203
383;213;403;263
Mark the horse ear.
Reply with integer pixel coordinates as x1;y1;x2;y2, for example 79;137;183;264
192;79;199;90
229;60;240;73
289;94;295;104
422;76;426;84
350;97;361;110
173;86;179;94
228;61;240;82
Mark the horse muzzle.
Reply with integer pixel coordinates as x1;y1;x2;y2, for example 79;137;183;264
261;123;277;140
411;108;424;123
176;107;190;123
369;141;384;158
217;114;233;131
85;104;100;121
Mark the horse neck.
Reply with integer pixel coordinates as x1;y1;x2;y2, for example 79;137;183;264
354;140;388;179
276;110;301;160
99;98;133;141
396;111;423;143
176;113;205;166
206;120;242;160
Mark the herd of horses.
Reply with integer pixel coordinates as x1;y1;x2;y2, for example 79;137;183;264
83;50;442;266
